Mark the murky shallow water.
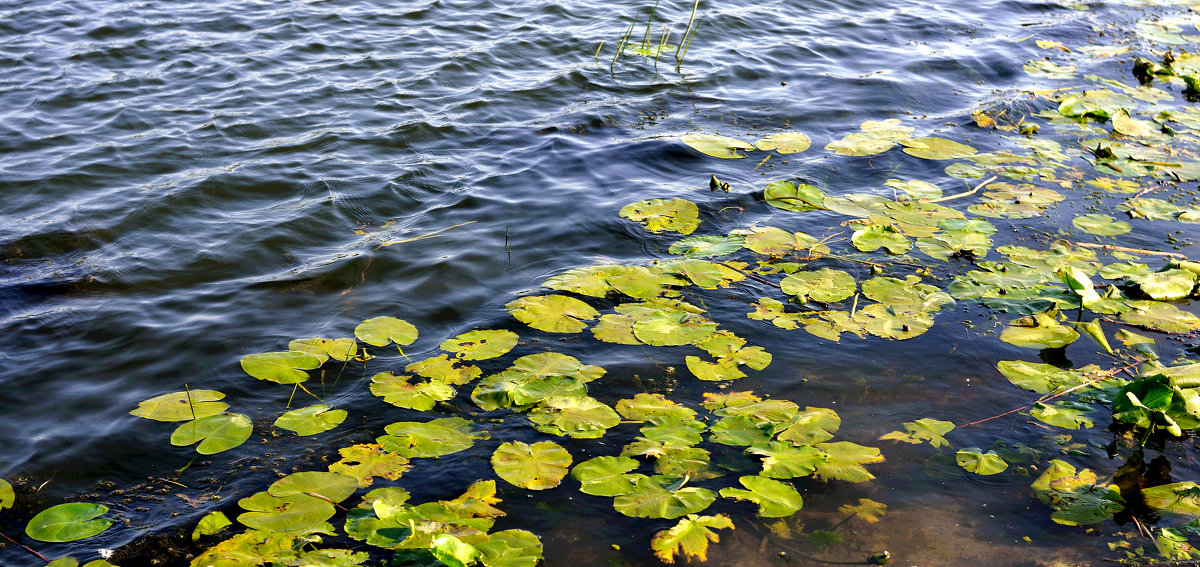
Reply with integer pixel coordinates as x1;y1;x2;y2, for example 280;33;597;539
2;0;1200;565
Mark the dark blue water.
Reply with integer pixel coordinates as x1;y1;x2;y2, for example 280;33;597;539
2;0;1198;565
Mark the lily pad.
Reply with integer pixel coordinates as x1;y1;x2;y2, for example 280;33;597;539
825;119;913;156
718;476;803;517
776;407;841;445
477;529;544;567
681;134;755;159
1000;312;1079;349
900;137;977;160
289;337;357;362
879;418;954;448
506;295;599;333
369;372;455;411
632;309;717;346
755;132;811;154
354;316;418;348
571;456;644;497
440;329;519;361
619;199;700;234
130;390;229;422
527;396;622;439
861;276;954;313
852;225;912;254
780;269;855;303
1142;482;1200;516
1031;401;1096;429
240;351;322;384
404;355;481;385
616;393;697;422
669;235;746;258
543;265;621;297
1120;300;1200;333
274;404;347;436
613;476;718;519
25;503;113;542
0;479;12;509
814;441;884;483
491;440;572;490
329;444;411;488
377;417;489;458
1130;269;1197;301
764;181;826;212
650;514;733;564
745;442;825;479
955;448;1009;475
170;413;253;454
237;491;335;535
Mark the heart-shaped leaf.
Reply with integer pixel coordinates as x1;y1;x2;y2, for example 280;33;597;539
26;503;113;542
491;440;572;490
170;413;253;454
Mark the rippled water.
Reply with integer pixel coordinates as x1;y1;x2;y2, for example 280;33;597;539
2;0;1198;565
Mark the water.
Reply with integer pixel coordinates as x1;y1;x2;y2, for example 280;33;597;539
1;0;1198;565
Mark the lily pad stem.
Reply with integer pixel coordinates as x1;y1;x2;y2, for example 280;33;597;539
0;530;48;562
958;357;1144;428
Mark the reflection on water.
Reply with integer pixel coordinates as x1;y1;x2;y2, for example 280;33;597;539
1;0;1199;564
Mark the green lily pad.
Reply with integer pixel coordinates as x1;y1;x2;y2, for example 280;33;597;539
1000;312;1079;349
431;534;480;567
237;491;335;535
879;418;955;448
814;441;884;483
709;415;774;446
491;440;572;490
861;276;954;313
377;417;489;458
192;511;232;540
900;137;978;160
915;231;992;261
681;133;755;158
274;404;347;436
1142;482;1200;516
1031;401;1096;430
719;476;803;518
528;396;622;439
764;181;826;212
240;351;322;384
615;393;697;421
477;529;544;567
619;198;700;234
1131;269;1197;301
1119;197;1179;220
440;329;519;361
780;269;855;303
996;361;1111;394
571;456;644;497
745;442;825;479
776;407;841;445
613;476;718;519
543;265;622;296
669;235;746;258
289;337;357;362
885;178;943;200
686;357;747;382
130;390;229;422
25;503;113;542
852;225;912;254
755;132;811;154
665;259;745;289
0;479;12;510
650;514;734;564
824;193;892;217
955;448;1009;475
369;372;455;411
632;309;717;346
350;317;417;348
328;444;411;488
404;355;481;385
1112;108;1163;139
506;295;599;333
269;471;358;502
608;265;687;298
171;413;253;454
1120;300;1200;333
825;119;913;156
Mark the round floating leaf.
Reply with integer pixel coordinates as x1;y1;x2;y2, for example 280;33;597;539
240;351;321;384
329;444;411;488
432;534;480;567
955;448;1009;475
614;476;718;519
814;441;884;483
1142;482;1200;516
491;440;572;490
996;361;1107;395
477;529;544;567
404;355;481;385
237;491;335;534
191;511;232;540
745;442;825;479
130;390;229;422
377;417;489;458
170;413;253;455
1000;313;1079;349
719;476;803;518
686;357;747;382
633;310;717;346
616;393;697;421
861;275;954;313
506;295;599;333
1072;214;1131;236
0;479;12;510
1131;269;1197;301
1112;108;1162;139
879;418;954;448
369;372;455;411
764;181;826;212
681;133;755;158
290;337;357;362
619;199;700;235
26;503;113;542
825;119;913;157
528;396;622;439
824;193;891;217
1120;300;1200;333
441;329;520;360
1030;401;1096;430
755;132;811;154
544;265;621;297
780;269;855;303
899;137;977;160
776;407;841;445
852;225;912;254
572;456;643;497
274;404;347;436
885;178;942;200
650;514;734;564
669;235;746;258
354;316;418;347
269;471;358;503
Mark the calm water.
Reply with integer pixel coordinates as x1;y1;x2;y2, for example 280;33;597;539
1;0;1198;565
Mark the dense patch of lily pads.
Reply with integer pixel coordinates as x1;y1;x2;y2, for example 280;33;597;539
10;2;1200;566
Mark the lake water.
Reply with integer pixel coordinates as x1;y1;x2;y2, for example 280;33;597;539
2;0;1200;565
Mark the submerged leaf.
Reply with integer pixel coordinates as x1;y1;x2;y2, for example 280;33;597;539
955;448;1009;475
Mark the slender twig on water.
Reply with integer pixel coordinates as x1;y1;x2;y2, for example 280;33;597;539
1133;515;1166;557
0;531;49;562
926;175;998;203
611;14;637;74
674;0;699;70
377;221;477;248
958;358;1145;428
